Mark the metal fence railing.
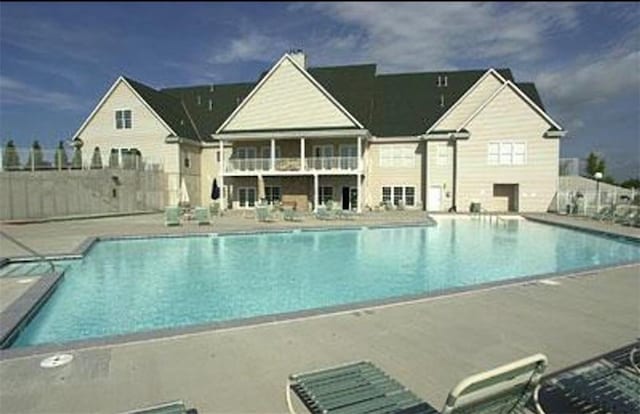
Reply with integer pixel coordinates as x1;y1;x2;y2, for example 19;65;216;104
555;190;637;216
1;146;164;172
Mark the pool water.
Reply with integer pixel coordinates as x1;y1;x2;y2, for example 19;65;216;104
11;219;640;348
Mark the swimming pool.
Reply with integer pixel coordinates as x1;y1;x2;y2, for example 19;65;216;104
10;219;640;348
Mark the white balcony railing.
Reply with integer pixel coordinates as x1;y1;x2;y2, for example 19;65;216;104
224;156;359;173
305;156;358;171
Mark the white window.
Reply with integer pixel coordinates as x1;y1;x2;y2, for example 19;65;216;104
115;110;132;129
488;141;526;166
264;186;281;204
436;143;448;166
184;153;191;169
260;146;281;170
382;186;416;207
339;145;357;169
197;95;201;105
238;187;256;208
439;94;445;107
382;187;392;203
319;186;333;204
208;99;213;111
379;145;415;168
313;145;334;169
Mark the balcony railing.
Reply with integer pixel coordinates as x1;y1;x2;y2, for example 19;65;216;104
224;156;359;173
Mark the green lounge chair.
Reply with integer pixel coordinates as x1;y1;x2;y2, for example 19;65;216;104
591;206;613;221
337;209;357;221
209;202;221;217
194;207;210;225
284;208;303;222
537;342;639;414
256;206;277;222
287;354;548;414
123;400;197;414
315;206;335;220
165;206;181;226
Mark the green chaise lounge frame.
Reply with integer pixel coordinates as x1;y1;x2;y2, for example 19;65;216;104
123;400;197;414
256;206;277;222
194;207;210;225
165;206;181;226
286;354;548;414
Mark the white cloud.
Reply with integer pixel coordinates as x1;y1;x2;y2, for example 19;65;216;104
0;75;86;111
211;33;288;64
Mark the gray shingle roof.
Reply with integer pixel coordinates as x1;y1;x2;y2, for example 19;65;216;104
123;77;199;140
123;63;548;141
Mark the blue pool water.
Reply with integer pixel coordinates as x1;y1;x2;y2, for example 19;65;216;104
11;219;640;348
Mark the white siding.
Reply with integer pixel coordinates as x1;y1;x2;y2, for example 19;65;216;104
436;73;503;130
222;58;357;131
456;86;559;212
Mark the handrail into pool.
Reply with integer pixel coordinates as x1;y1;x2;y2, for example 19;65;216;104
0;230;56;273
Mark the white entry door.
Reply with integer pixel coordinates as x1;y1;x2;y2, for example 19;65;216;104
428;186;442;211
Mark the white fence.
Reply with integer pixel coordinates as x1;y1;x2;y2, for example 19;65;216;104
1;145;164;172
555;189;637;216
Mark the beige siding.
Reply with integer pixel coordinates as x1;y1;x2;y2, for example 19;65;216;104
427;141;454;211
455;86;559;212
436;73;503;130
79;81;178;173
222;58;356;131
366;141;423;209
78;80;180;205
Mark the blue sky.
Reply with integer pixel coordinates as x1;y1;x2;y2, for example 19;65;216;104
1;2;638;180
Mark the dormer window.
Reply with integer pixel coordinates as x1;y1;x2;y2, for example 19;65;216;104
437;75;448;87
439;94;445;108
208;99;213;111
437;76;442;87
443;75;448;87
115;110;132;129
197;95;202;105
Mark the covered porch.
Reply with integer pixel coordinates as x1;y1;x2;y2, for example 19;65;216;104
224;174;364;213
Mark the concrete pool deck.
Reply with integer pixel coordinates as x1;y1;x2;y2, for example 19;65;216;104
0;212;638;413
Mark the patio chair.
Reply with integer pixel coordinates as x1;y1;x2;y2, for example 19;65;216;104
336;209;357;221
283;208;303;222
123;399;197;414
256;206;277;222
315;206;335;220
286;354;548;414
616;209;638;226
591;206;613;221
165;206;181;226
194;207;210;225
209;202;222;217
536;341;639;414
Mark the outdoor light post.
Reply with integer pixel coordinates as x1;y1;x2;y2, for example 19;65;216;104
594;171;603;213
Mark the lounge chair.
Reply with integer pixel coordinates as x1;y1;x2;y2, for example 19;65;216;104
123;400;197;414
591;206;613;221
165;206;181;226
283;208;303;222
194;207;210;225
209;202;222;217
256;206;277;222
616;209;638;225
336;209;357;220
536;341;639;414
286;354;548;414
315;206;335;220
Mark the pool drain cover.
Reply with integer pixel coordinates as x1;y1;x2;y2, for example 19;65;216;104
40;354;73;368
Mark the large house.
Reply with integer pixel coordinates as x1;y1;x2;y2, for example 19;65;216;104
73;51;565;213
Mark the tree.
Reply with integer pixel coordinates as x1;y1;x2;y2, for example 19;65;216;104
620;178;640;189
71;147;83;169
25;140;45;170
53;141;69;170
586;152;605;176
2;140;21;170
90;146;103;169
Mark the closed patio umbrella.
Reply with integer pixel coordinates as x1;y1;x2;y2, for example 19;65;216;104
179;178;190;206
211;178;220;200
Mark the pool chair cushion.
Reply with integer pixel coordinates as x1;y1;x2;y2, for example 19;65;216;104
287;360;435;414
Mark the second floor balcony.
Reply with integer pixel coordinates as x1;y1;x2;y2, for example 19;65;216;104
224;156;360;174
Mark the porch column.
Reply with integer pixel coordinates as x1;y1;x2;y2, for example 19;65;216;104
300;138;305;171
313;174;319;213
270;138;276;171
219;139;225;211
357;136;362;171
357;174;362;213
